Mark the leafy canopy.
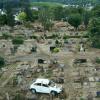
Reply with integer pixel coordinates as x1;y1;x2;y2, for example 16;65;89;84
68;14;82;29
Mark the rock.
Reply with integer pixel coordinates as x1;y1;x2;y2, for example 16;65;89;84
0;25;11;33
1;67;8;72
56;77;64;83
54;21;66;28
79;25;85;31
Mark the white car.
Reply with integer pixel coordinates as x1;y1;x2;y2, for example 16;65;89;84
30;78;62;95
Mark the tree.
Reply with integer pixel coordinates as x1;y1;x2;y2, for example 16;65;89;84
20;0;35;22
0;14;7;26
68;14;82;30
5;2;15;27
24;6;34;22
0;56;5;69
88;17;100;48
83;11;91;29
32;10;39;21
77;7;84;15
39;8;54;31
53;6;64;20
92;5;100;17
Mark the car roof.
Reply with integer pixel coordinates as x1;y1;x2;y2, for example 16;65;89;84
35;78;50;84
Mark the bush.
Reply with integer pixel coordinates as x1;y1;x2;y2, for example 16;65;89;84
92;39;100;49
17;12;27;22
12;38;24;45
80;98;85;100
24;22;33;28
45;33;59;39
55;40;59;45
95;57;100;64
0;14;7;26
2;33;12;39
63;34;68;39
53;48;60;53
51;33;59;39
30;35;38;39
63;35;88;39
0;57;5;69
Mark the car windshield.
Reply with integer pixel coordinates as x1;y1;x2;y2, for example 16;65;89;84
48;81;55;87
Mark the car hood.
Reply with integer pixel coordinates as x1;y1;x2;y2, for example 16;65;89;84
50;85;62;92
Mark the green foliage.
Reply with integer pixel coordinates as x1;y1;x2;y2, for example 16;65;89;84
25;7;35;22
39;8;54;31
23;21;33;28
0;14;7;26
20;0;35;22
68;7;84;15
0;57;5;69
31;2;62;8
47;34;88;39
83;11;91;29
55;40;59;45
51;33;58;38
95;57;100;63
30;0;100;6
30;35;38;39
2;33;12;39
63;34;68;39
77;7;84;15
92;5;100;17
53;48;60;53
17;10;38;23
12;37;24;45
68;14;82;29
5;3;15;27
17;12;27;22
80;98;85;100
32;10;39;20
53;6;64;20
88;17;100;48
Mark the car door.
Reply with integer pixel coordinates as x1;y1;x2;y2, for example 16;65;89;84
34;83;41;92
40;84;50;93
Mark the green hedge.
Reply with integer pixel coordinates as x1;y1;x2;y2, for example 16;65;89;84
0;57;5;69
12;38;24;45
63;35;89;39
45;35;88;39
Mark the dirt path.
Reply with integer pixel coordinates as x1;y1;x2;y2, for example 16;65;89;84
0;64;18;88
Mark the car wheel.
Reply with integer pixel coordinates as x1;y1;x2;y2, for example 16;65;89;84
51;91;57;96
31;89;36;94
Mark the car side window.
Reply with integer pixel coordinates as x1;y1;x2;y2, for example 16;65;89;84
42;84;48;87
35;83;41;86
